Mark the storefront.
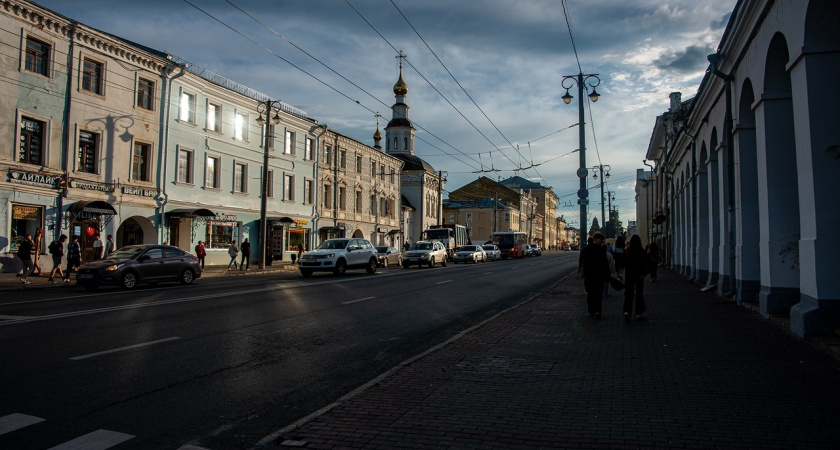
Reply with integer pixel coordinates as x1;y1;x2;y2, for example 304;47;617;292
165;208;215;251
9;203;44;252
267;217;311;262
66;200;117;262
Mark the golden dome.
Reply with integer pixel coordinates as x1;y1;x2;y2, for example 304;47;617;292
393;72;408;96
373;126;382;142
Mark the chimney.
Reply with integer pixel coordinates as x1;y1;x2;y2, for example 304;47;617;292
669;92;682;112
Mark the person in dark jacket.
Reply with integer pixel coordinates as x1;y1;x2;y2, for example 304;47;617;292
647;242;660;282
64;236;82;284
613;235;626;279
576;232;610;319
623;234;649;322
17;234;35;284
48;235;67;283
240;238;251;270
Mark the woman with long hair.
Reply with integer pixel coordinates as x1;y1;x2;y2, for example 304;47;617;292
623;234;648;322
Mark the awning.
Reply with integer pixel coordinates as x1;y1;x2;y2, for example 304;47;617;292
166;208;215;218
268;217;295;223
387;229;401;235
319;226;341;232
69;200;117;216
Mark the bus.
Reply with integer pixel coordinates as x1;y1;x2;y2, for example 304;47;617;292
491;231;527;259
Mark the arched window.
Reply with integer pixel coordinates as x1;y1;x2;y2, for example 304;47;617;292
394;137;398;149
404;137;409;151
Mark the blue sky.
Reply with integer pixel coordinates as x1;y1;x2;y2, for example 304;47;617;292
35;0;736;231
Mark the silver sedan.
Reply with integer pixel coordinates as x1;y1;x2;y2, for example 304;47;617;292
452;245;487;264
481;244;501;261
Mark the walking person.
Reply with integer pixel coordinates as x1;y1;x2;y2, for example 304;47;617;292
297;243;304;261
647;242;660;282
239;238;251;270
613;235;626;279
603;243;616;298
17;234;35;284
195;241;206;269
48;235;67;283
623;234;649;322
576;232;610;319
104;234;116;258
92;233;104;260
227;240;240;270
33;228;43;276
63;236;82;284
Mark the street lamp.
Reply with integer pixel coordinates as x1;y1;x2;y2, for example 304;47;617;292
562;72;601;246
591;164;611;229
256;100;282;270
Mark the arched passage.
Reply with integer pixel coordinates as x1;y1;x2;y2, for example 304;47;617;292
736;78;761;303
757;32;800;316
116;216;156;247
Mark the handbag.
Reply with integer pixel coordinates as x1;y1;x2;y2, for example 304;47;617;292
609;275;625;291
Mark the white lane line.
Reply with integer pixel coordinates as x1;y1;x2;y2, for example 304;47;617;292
483;272;494;275
342;297;375;305
436;280;453;285
47;429;134;449
0;413;45;436
70;337;181;361
0;315;35;320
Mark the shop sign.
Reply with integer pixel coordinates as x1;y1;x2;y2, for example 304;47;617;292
215;213;238;221
13;205;40;220
9;170;59;188
294;220;309;227
122;186;158;197
70;179;114;193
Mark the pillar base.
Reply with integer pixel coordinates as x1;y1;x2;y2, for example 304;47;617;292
737;279;760;305
759;286;800;316
790;294;840;338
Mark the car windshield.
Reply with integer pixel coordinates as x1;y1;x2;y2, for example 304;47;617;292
108;246;145;259
375;247;389;253
411;243;432;250
482;246;495;251
317;240;349;250
459;246;477;251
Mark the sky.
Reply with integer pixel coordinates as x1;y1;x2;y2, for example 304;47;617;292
34;0;737;232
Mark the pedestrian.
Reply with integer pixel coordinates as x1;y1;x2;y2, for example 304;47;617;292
603;242;616;298
576;232;610;319
623;234;649;322
33;227;43;276
17;234;35;284
104;234;116;257
240;238;251;270
647;242;660;282
404;240;411;251
297;243;304;261
92;233;103;260
63;236;82;284
47;235;67;283
227;240;240;270
195;240;206;269
613;235;626;279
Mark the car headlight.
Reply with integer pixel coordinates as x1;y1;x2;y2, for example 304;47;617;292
104;264;119;271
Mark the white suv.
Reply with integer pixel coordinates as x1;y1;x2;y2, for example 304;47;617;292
402;240;448;268
298;238;379;277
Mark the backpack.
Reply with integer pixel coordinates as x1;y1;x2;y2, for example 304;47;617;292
48;240;60;255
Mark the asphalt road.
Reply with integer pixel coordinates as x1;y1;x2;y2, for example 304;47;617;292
0;252;579;449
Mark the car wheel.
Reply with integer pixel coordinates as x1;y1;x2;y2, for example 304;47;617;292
300;269;313;277
366;258;378;274
382;258;388;268
402;262;410;269
82;283;99;291
428;256;435;268
120;271;138;290
398;256;402;266
333;259;347;276
180;268;195;285
441;257;447;267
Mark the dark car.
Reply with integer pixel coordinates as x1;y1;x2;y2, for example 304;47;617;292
375;246;402;267
76;244;202;290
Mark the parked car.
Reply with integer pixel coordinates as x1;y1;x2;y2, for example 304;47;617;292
481;244;501;261
564;245;572;251
403;240;448;268
298;238;378;277
76;244;201;290
452;245;487;264
528;244;542;256
375;246;402;267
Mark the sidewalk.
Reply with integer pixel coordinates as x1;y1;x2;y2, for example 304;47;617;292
0;262;299;292
255;269;840;449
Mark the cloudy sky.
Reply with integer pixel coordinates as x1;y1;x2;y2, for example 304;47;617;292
35;0;736;231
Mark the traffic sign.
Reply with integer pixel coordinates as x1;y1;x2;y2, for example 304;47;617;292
576;168;588;178
577;199;589;205
577;188;589;199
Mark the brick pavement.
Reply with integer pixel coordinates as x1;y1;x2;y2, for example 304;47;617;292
256;269;840;449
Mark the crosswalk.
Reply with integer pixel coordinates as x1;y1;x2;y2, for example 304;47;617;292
0;413;209;450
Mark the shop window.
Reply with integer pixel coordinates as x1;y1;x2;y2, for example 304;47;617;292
205;220;240;250
285;228;310;252
78;131;98;173
10;204;43;252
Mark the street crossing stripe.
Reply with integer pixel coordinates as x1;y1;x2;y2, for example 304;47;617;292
342;297;375;305
47;429;134;449
0;413;45;435
70;337;182;360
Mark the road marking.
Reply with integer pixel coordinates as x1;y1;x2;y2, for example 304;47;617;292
483;272;494;275
0;413;45;436
436;280;453;285
70;337;181;361
47;429;134;449
0;315;35;320
342;297;375;305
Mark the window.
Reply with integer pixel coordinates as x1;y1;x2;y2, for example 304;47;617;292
266;170;274;198
235;112;248;140
19;117;45;166
355;190;362;211
370;194;377;215
285;130;294;155
206;156;220;189
10;204;43;252
504;212;510;222
179;92;196;123
466;213;473;223
284;174;294;201
305;138;313;160
324;185;332;208
339;149;346;168
338;186;346;210
371;161;376;177
81;59;103;94
355;154;362;173
380;166;385;181
205;220;240;250
305;179;314;204
24;37;50;76
78;131;98;173
177;147;193;183
207;103;221;132
234;163;247;193
404;137;409;151
324;146;332;165
285;227;310;252
394;137;398;150
390;168;395;183
137;78;154;110
132;142;151;181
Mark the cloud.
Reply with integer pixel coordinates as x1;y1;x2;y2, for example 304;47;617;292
653;44;715;73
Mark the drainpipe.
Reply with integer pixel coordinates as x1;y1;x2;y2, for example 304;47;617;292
707;53;737;297
58;22;78;240
313;124;327;247
157;63;186;244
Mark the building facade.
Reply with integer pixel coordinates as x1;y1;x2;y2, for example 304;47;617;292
499;176;558;248
643;0;839;337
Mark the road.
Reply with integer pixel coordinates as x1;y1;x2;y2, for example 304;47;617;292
0;252;578;449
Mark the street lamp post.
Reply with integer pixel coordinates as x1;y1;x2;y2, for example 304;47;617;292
562;72;601;247
591;164;611;230
256;100;282;270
